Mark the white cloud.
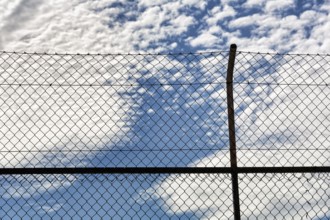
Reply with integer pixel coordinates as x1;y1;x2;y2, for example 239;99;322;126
243;0;266;7
189;0;330;53
170;15;195;34
182;0;207;10
1;0;329;54
0;0;201;53
138;0;168;7
189;32;219;47
229;14;262;28
264;0;294;13
205;5;236;26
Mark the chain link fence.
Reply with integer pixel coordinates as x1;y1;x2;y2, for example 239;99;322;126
234;52;330;167
0;46;329;219
0;51;229;168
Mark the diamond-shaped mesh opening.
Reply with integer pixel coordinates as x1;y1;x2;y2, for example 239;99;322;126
239;172;330;219
0;173;233;219
0;51;230;168
234;52;330;167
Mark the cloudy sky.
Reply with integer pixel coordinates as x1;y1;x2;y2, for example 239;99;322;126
1;0;330;219
0;0;329;53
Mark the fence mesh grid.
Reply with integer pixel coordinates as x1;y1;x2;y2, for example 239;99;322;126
0;51;229;168
234;52;330;167
0;49;329;219
0;173;233;219
239;173;330;219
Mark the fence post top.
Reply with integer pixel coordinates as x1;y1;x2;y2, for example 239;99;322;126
230;44;237;50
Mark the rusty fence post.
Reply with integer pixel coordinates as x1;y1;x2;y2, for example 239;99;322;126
226;44;240;220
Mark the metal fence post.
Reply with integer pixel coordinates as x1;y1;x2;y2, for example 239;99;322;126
226;44;240;220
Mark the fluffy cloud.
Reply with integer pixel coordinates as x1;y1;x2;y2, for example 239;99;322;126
0;0;200;53
189;32;219;47
1;0;329;53
264;0;294;12
189;0;330;53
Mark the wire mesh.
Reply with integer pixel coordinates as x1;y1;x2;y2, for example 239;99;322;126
0;51;229;168
2;51;329;168
1;49;330;219
0;173;233;219
1;172;329;219
239;172;330;219
234;52;330;167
